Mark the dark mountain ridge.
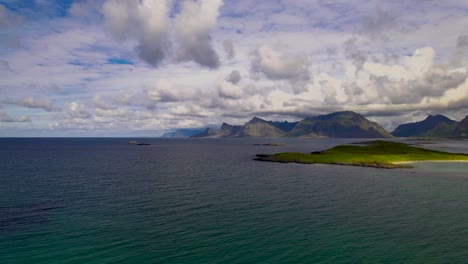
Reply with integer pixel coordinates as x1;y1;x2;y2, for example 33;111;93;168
391;114;459;137
191;111;391;138
392;115;466;138
287;111;392;138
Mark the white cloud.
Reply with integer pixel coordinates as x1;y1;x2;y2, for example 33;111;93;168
250;45;311;93
0;111;31;122
68;101;91;118
145;79;200;103
92;95;116;110
102;0;170;66
102;0;223;68
2;0;468;135
174;0;223;68
217;79;243;99
1;97;58;112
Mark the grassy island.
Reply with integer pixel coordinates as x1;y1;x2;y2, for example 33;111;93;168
255;140;468;169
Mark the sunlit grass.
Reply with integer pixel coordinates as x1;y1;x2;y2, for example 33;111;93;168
259;140;468;168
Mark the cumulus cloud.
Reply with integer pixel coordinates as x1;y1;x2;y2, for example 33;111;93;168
368;68;467;104
19;97;57;111
1;97;58;112
174;0;223;68
251;45;310;80
92;95;116;110
217;79;243;99
251;45;311;93
68;102;91;118
112;91;157;110
343;38;367;74
102;0;223;68
226;70;241;84
3;0;468;136
145;79;199;103
223;39;235;59
321;46;468;109
0;111;31;122
102;0;170;67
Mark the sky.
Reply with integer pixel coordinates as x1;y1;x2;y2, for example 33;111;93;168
0;0;467;137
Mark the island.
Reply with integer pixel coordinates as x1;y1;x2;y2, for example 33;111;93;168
129;141;151;145
254;142;286;146
254;140;468;169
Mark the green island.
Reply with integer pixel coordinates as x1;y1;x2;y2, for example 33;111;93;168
255;140;468;169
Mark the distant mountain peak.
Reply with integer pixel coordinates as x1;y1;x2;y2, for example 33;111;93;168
392;114;458;137
454;115;468;137
191;111;391;138
289;111;391;138
248;117;266;123
220;122;233;129
425;114;453;122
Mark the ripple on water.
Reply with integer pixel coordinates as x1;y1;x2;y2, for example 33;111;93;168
1;138;468;264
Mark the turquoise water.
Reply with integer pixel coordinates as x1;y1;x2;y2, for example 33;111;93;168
1;138;467;263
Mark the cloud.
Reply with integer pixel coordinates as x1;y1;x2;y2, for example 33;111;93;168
251;45;310;81
69;0;102;21
0;111;31;122
2;0;468;136
145;79;199;103
102;0;223;68
217;79;243;99
2;97;58;112
458;35;468;48
317;45;468;110
226;70;241;84
343;38;367;73
174;0;223;68
358;9;398;39
92;95;116;110
102;0;170;67
18;97;57;111
223;39;235;59
452;35;468;66
68;102;91;118
360;47;468;105
250;45;311;93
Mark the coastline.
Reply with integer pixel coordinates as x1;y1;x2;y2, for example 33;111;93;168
254;141;468;169
394;160;468;164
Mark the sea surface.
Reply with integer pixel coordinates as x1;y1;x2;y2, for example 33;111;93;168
1;138;468;263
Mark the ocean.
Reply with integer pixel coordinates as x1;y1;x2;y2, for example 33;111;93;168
1;138;467;263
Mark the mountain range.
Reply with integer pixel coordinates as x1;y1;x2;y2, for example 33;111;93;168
162;111;468;139
391;114;468;138
161;129;205;138
192;111;392;138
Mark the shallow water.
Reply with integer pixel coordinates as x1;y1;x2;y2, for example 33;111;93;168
1;138;467;263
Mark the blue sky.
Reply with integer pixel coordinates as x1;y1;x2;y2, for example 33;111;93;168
0;0;467;136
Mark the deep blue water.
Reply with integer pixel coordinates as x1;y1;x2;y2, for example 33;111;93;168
1;138;467;263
